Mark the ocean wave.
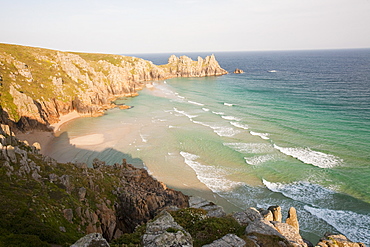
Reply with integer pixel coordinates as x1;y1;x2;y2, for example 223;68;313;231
221;115;242;121
230;121;249;129
173;107;198;119
224;142;273;154
262;179;335;206
244;155;276;165
224;102;233;106
202;108;210;112
193;121;240;137
188;100;204;106
304;205;370;245
180;151;244;193
250;131;270;140
273;144;342;168
212;111;225;115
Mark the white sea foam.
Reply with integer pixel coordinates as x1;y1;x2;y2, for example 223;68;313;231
304;205;370;245
212;111;225;115
193;121;239;137
268;70;277;73
245;155;276;165
230;121;249;129
202;108;210;112
221;115;242;121
224;143;273;154
262;179;335;205
180;151;244;193
273;144;342;168
188;100;204;106
250;131;270;140
224;102;233;106
140;133;148;143
173;107;198;119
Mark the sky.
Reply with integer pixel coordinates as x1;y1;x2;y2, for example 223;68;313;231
1;0;370;54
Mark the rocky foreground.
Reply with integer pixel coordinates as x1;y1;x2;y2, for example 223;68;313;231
0;123;366;247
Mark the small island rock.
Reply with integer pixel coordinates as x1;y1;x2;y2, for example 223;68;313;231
234;68;244;74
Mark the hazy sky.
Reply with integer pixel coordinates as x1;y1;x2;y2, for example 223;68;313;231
1;0;370;54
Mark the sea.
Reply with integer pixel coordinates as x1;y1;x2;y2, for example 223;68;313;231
47;49;370;244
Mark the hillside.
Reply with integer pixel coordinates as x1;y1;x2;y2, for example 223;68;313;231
0;43;227;132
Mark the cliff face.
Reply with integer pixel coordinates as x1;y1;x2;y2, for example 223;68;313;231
0;43;227;132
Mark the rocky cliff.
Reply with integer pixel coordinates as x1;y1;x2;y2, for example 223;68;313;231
0;123;189;246
0;43;227;132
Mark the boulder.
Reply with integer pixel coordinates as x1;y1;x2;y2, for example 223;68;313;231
232;207;262;226
202;233;246;247
142;211;193;247
268;205;282;222
189;196;226;218
70;233;110;247
272;222;307;247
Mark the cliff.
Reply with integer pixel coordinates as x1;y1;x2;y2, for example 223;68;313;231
0;43;227;132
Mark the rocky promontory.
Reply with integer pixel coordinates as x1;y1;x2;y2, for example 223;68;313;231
0;43;227;133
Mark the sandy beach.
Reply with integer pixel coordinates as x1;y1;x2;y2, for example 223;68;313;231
16;111;81;155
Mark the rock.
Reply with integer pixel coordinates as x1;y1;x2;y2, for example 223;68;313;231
203;233;246;247
70;233;110;247
259;208;274;221
232;207;262;226
115;163;189;233
142;211;193;247
234;68;244;74
272;222;307;247
5;145;17;163
316;233;366;247
189;196;226;218
78;187;87;201
63;208;73;223
286;207;299;232
268;205;282;222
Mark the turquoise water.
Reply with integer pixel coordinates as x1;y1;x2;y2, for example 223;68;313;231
48;49;370;244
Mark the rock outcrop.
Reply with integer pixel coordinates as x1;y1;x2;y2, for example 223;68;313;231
234;68;244;74
71;233;110;247
316;233;366;247
0;43;227;133
142;211;193;247
233;207;308;247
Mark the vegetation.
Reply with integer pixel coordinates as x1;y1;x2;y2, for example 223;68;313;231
170;208;245;247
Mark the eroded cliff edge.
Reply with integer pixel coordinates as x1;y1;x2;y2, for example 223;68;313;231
0;43;227;132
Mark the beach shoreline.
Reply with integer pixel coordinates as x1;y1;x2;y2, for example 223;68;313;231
15;111;81;156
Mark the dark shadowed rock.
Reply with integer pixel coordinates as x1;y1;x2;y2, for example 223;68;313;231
115;163;189;233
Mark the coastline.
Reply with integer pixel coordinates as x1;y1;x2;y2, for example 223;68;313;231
15;111;81;156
